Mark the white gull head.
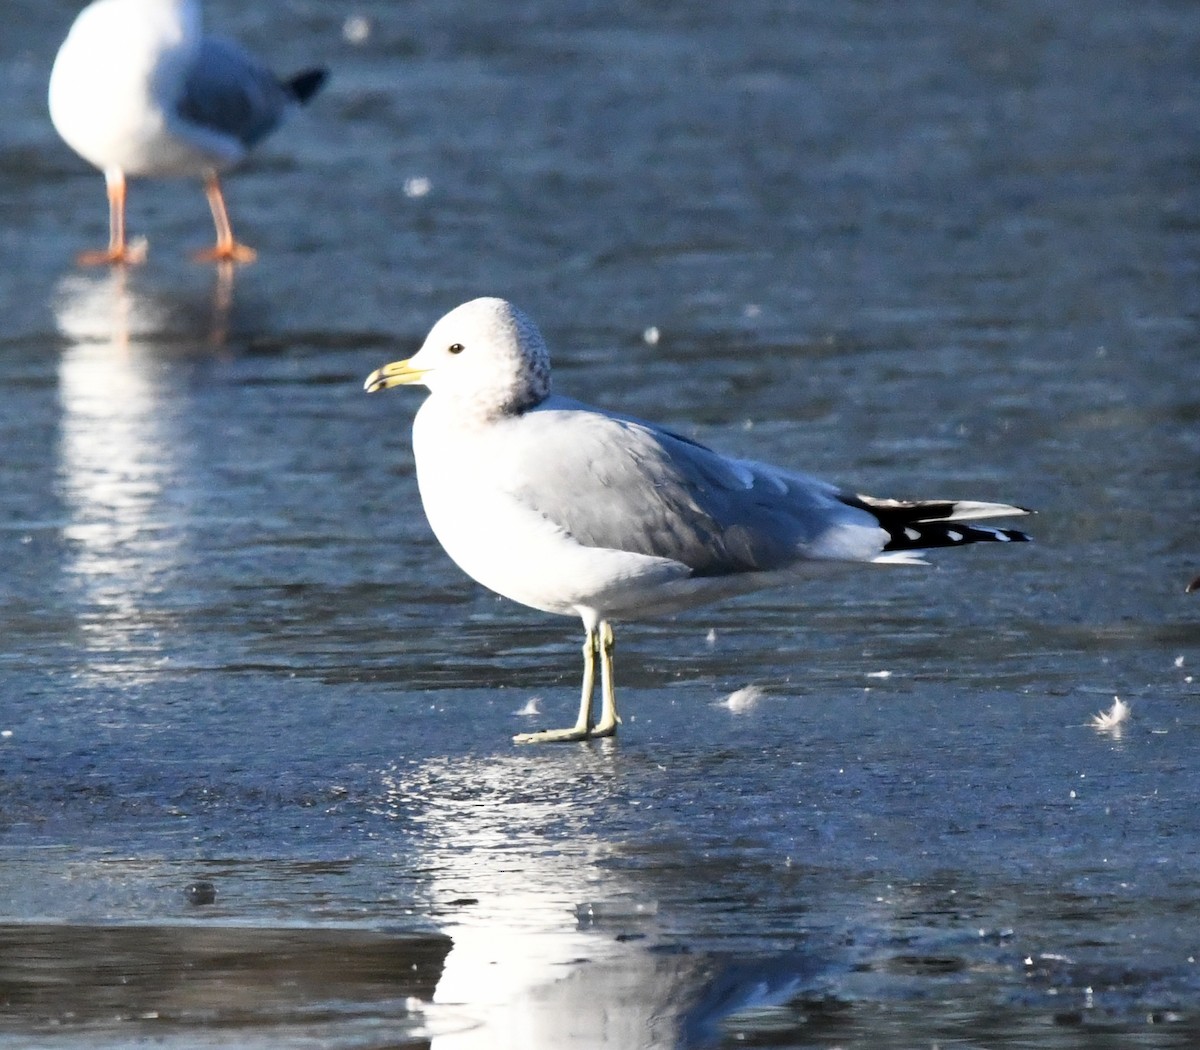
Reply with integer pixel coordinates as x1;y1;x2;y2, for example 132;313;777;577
405;297;552;419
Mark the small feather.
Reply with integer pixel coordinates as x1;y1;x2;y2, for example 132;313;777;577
716;685;764;713
1090;696;1130;731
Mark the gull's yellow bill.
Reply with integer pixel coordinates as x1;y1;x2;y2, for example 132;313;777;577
363;359;427;394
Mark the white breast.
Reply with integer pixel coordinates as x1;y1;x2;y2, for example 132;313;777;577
411;402;692;621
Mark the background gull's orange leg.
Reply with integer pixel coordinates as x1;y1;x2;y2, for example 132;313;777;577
77;168;147;266
194;172;257;263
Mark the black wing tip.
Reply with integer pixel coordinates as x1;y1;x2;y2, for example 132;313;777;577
287;68;329;104
998;527;1033;543
1187;575;1200;594
851;495;1034;550
883;521;1032;552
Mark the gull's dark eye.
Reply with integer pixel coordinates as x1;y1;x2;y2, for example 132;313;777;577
448;343;465;355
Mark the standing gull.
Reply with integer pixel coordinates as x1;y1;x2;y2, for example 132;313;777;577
49;0;326;265
364;298;1032;744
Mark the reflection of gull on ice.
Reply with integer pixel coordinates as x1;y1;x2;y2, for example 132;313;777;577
379;754;831;1048
54;266;234;349
52;269;231;683
679;952;833;1047
380;754;700;1048
56;270;166;346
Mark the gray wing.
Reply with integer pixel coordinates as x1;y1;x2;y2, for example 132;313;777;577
499;398;880;576
177;37;292;148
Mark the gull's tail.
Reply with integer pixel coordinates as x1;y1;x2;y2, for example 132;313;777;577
285;69;328;105
848;496;1032;563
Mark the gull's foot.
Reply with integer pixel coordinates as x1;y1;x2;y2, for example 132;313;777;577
513;724;600;744
591;713;620;738
76;241;147;266
193;241;257;264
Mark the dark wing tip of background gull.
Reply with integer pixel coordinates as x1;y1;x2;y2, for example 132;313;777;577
285;68;328;105
179;40;327;149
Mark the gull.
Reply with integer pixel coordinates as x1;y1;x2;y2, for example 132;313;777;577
364;298;1032;743
49;0;326;265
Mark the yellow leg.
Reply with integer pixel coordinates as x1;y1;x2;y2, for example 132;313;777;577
193;172;258;264
77;168;147;266
591;622;620;737
513;626;601;744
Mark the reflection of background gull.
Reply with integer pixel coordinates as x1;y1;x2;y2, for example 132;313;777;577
52;269;231;683
55;265;234;349
379;752;824;1049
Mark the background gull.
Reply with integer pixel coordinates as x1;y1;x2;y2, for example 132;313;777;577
365;297;1032;744
49;0;326;265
